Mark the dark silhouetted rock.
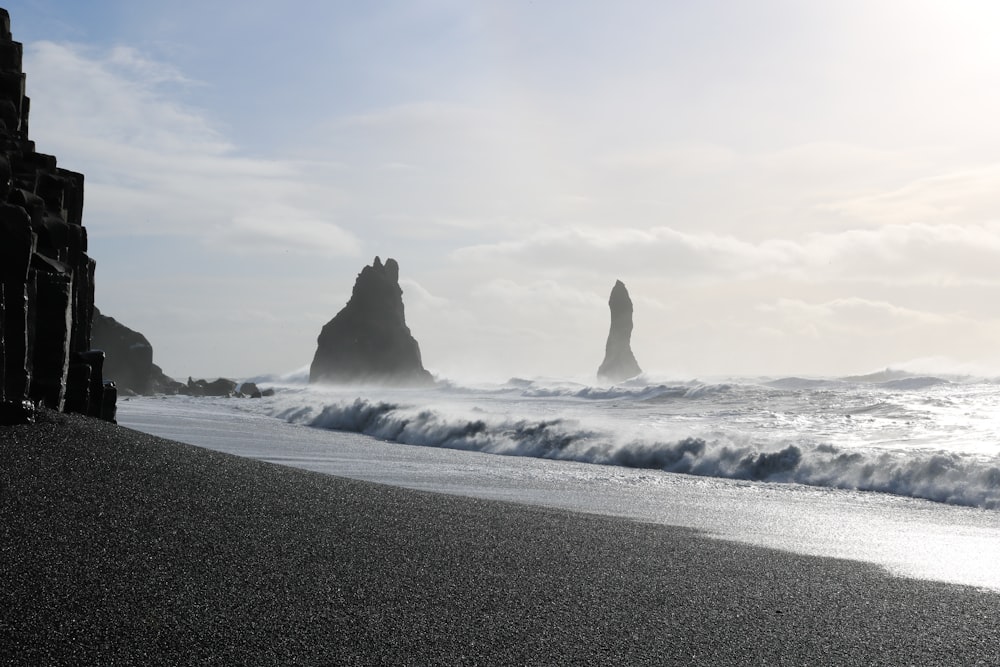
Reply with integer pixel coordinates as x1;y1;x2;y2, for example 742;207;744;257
0;9;111;422
28;260;73;411
149;366;184;395
101;380;117;422
88;308;179;395
76;350;106;418
597;280;642;383
310;256;433;386
64;357;92;414
239;381;262;398
184;377;238;397
91;307;154;394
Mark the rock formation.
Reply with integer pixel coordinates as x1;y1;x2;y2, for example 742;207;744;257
0;9;113;423
90;307;178;395
238;381;262;398
183;377;237;397
597;280;642;383
310;257;433;386
91;307;153;394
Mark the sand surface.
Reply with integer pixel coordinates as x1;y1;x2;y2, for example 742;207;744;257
2;411;998;665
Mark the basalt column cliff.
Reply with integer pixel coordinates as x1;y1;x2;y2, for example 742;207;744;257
0;8;112;423
310;257;433;386
597;280;642;383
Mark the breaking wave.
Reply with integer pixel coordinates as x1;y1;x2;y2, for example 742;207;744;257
876;376;951;391
507;379;739;402
272;397;1000;510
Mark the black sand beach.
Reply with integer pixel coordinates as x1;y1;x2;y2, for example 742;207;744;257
2;411;998;665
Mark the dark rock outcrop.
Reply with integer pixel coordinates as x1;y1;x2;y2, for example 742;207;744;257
88;307;179;395
597;280;642;383
183;377;238;397
238;381;262;398
0;9;111;423
310;256;433;386
91;307;153;394
148;368;183;395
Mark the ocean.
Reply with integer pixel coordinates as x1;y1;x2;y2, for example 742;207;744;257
117;371;1000;591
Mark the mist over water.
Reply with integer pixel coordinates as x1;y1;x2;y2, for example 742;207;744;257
245;372;1000;510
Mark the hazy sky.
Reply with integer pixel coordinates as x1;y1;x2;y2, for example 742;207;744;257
9;0;1000;381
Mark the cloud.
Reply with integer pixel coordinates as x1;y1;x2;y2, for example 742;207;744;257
104;44;196;87
824;165;1000;226
759;297;954;337
473;279;606;310
399;278;450;309
23;41;361;258
453;227;799;281
222;206;360;257
746;296;1000;374
453;221;1000;287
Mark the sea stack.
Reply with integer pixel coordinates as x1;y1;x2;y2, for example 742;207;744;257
309;257;433;386
597;280;642;383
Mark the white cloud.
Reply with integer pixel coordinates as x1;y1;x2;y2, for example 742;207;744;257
741;296;1000;375
759;297;954;336
105;45;195;86
824;165;1000;226
24;41;361;258
399;278;450;309
222;207;361;257
453;227;795;281
473;279;606;310
453;221;1000;287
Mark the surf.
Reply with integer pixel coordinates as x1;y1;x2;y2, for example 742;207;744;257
248;375;1000;510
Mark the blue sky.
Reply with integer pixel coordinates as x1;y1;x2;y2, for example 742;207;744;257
9;1;1000;380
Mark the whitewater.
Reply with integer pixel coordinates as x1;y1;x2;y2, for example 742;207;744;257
117;372;1000;591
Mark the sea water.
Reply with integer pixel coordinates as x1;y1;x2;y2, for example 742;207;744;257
117;372;1000;591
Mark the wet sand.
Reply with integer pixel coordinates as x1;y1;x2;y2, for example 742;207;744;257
2;410;998;665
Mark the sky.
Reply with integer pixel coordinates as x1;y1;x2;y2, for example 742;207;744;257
8;0;1000;381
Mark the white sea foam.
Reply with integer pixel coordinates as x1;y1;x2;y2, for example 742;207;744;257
116;391;1000;591
257;377;1000;510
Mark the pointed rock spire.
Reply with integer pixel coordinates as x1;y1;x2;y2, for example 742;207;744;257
597;280;642;382
309;257;433;386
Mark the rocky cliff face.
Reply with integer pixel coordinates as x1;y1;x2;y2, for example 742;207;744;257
310;257;433;386
0;8;112;423
597;280;642;383
90;308;153;395
91;308;179;395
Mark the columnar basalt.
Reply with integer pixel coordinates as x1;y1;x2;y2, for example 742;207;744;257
310;257;433;386
597;280;642;383
0;8;111;423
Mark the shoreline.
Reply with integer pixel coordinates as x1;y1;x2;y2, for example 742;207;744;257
118;394;1000;592
2;411;998;664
